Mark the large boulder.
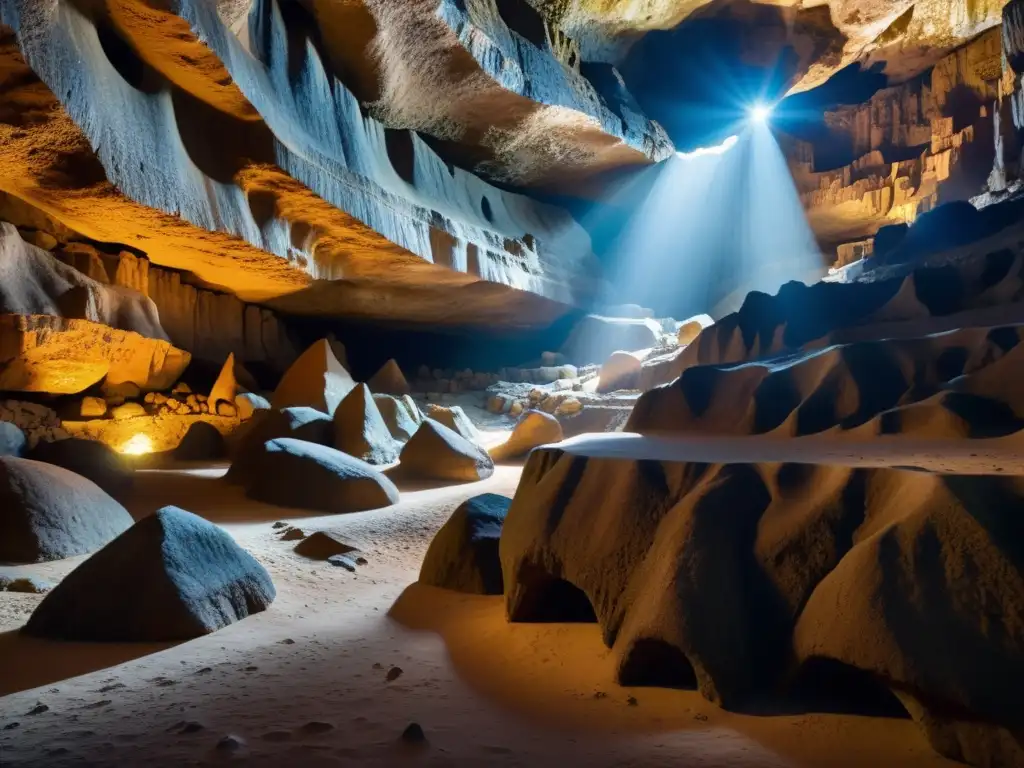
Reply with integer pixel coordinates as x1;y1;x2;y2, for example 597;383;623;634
399;419;494;482
226;406;333;484
0;456;133;563
596;350;642;393
173;422;227;461
367;358;411;396
560;314;661;365
424;404;479;442
490;410;562;461
333;384;400;465
373;393;422;442
0;314;190;395
23;506;275;641
420;493;510;595
25;438;134;497
244;438;399;513
271;339;356;415
0;421;26;457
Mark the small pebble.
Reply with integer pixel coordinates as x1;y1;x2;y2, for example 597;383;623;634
593;691;607;700
216;734;245;752
401;723;426;744
300;721;333;734
279;638;295;645
355;556;368;566
327;554;357;572
26;704;48;716
180;721;204;734
272;521;287;529
626;696;638;707
3;722;19;730
386;666;403;682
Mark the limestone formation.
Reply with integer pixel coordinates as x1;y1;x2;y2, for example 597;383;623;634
332;384;401;465
423;404;480;442
399;419;494;482
420;494;511;595
501;436;1024;765
0;314;190;395
0;456;133;563
244;438;400;514
25;438;134;498
367;359;411;397
596;351;642;393
209;353;258;409
490;410;563;461
271;340;356;415
226;407;334;485
24;506;276;641
174;422;227;461
373;394;422;443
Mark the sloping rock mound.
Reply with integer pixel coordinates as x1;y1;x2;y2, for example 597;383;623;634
234;392;271;420
490;410;563;460
420;493;511;595
597;350;642;393
399;419;494;482
174;422;227;461
373;394;422;442
561;315;661;365
0;222;166;339
0;422;26;457
367;359;411;397
677;314;714;346
244;438;399;513
25;438;134;498
226;406;334;485
0;456;132;563
23;505;275;641
0;314;190;395
628;325;1024;440
271;339;356;415
424;404;479;442
501;436;1024;766
208;352;258;409
333;384;400;465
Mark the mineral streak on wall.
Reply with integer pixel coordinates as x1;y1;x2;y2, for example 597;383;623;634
0;0;604;327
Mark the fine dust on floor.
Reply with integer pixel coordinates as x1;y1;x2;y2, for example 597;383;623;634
0;456;963;768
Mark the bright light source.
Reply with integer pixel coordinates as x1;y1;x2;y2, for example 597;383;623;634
749;103;773;124
120;433;154;456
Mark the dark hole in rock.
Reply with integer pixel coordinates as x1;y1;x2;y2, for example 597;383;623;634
618;638;698;689
788;657;910;718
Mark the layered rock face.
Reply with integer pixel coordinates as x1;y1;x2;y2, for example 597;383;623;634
0;0;604;329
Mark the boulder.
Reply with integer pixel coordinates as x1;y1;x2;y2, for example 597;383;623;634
234;392;270;420
676;314;714;346
23;506;275;641
424;404;479;442
209;352;258;408
399;419;494;482
373;394;421;442
110;402;147;420
79;395;107;418
244;438;399;513
25;438;134;497
333;384;400;465
367;358;411;396
0;456;133;563
490;410;563;461
174;422;226;461
226;406;334;485
0;421;26;457
0;314;190;395
420;493;510;594
271;339;356;415
560;314;661;365
597;350;642;393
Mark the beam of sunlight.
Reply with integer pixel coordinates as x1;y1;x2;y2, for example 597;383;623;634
599;121;824;320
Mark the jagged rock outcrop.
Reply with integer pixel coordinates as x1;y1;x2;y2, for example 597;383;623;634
271;339;356;415
367;359;411;397
420;493;510;594
501;436;1024;766
24;506;276;641
373;393;422;442
0;314;190;395
0;2;603;328
399;419;494;482
244;437;400;513
332;384;401;465
0;456;133;563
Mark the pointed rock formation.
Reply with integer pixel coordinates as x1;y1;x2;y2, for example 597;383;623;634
490;410;563;461
333;384;400;465
23;506;275;641
399;419;494;482
373;394;422;443
420;493;511;595
367;359;411;396
271;339;356;415
424;404;480;442
244;438;399;514
0;456;132;563
208;352;258;408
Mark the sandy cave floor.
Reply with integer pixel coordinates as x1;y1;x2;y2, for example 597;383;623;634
6;435;1024;767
